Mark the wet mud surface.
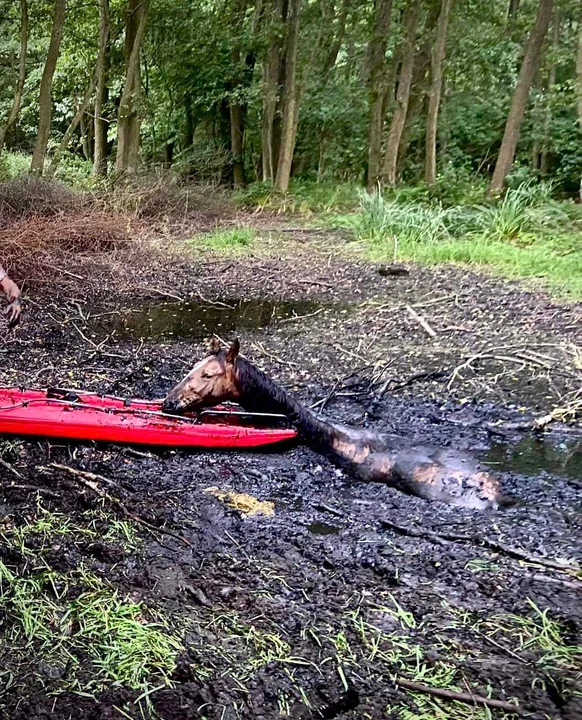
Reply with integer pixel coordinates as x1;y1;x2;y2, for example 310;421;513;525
0;230;581;719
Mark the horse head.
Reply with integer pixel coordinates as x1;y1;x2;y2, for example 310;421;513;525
163;338;241;414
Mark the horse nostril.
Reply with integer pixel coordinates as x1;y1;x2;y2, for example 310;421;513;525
163;399;177;413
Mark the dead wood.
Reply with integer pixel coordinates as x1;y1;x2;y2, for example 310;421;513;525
395;677;524;714
380;518;578;572
46;463;192;548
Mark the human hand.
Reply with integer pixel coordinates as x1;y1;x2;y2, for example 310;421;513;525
0;277;20;304
4;298;21;327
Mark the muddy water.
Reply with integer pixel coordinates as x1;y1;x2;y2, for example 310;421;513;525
484;434;582;480
90;298;335;340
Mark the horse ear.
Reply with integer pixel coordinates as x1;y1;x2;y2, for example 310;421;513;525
225;338;240;364
207;336;221;354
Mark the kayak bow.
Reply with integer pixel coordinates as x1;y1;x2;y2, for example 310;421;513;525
0;387;297;448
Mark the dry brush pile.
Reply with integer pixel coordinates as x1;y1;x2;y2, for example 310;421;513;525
0;176;133;286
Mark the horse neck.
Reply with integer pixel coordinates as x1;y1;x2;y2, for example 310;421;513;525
234;358;337;451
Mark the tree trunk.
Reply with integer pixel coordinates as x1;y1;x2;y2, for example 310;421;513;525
261;0;285;182
274;0;302;192
0;0;28;155
424;0;453;187
48;2;110;177
365;0;393;191
230;98;245;187
507;0;520;20
93;0;110;177
115;0;148;176
322;0;349;78
540;12;559;176
382;0;420;187
576;23;582;199
228;0;263;188
30;0;66;175
489;0;553;196
394;5;438;180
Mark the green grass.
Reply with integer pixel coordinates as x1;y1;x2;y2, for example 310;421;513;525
336;184;582;298
188;225;258;255
0;561;182;698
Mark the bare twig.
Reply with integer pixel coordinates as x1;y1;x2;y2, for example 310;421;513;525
253;341;298;367
0;456;23;479
46;463;192;547
406;305;437;338
380;519;578;572
395;677;523;715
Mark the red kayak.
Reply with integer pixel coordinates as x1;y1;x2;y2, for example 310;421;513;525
0;388;297;448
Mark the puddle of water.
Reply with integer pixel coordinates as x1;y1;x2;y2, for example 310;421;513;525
483;435;582;480
307;521;340;536
90;298;333;340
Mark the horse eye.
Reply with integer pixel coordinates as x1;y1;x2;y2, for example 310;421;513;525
201;372;212;379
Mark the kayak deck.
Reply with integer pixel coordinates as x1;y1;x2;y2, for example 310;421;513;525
0;388;297;448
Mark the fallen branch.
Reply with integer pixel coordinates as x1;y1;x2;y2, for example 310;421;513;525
395;677;523;715
405;305;437;338
380;519;577;572
46;463;192;548
254;341;298;367
0;456;23;479
1;483;59;498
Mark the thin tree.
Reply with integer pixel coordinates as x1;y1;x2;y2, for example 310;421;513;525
229;0;264;188
47;0;110;176
382;0;420;187
576;20;582;199
115;0;148;175
93;0;111;176
261;0;286;182
425;0;452;187
0;0;28;155
540;12;559;176
274;0;302;192
366;0;393;191
489;0;553;196
30;0;66;175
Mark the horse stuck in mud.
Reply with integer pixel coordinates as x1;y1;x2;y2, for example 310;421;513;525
164;338;508;510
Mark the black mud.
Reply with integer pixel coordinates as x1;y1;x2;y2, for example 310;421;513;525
0;230;581;720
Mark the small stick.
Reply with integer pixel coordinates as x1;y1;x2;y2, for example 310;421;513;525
193;290;233;308
0;456;23;479
406;305;437;338
280;307;325;324
380;519;577;572
253;341;297;367
2;483;59;497
395;678;523;714
47;463;192;548
142;287;185;302
44;264;85;280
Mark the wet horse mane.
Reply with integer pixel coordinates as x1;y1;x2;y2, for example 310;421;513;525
229;352;337;452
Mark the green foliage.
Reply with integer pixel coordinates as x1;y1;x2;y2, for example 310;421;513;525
0;561;182;695
53;154;95;189
0;0;580;191
343;183;582;298
189;225;257;253
0;152;30;180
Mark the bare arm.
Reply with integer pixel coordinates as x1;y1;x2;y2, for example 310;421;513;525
0;266;22;327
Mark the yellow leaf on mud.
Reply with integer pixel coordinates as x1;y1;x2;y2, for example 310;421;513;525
204;487;275;517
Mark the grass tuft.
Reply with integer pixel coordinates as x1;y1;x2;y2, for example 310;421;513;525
188;225;258;254
337;183;582;298
0;561;182;696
